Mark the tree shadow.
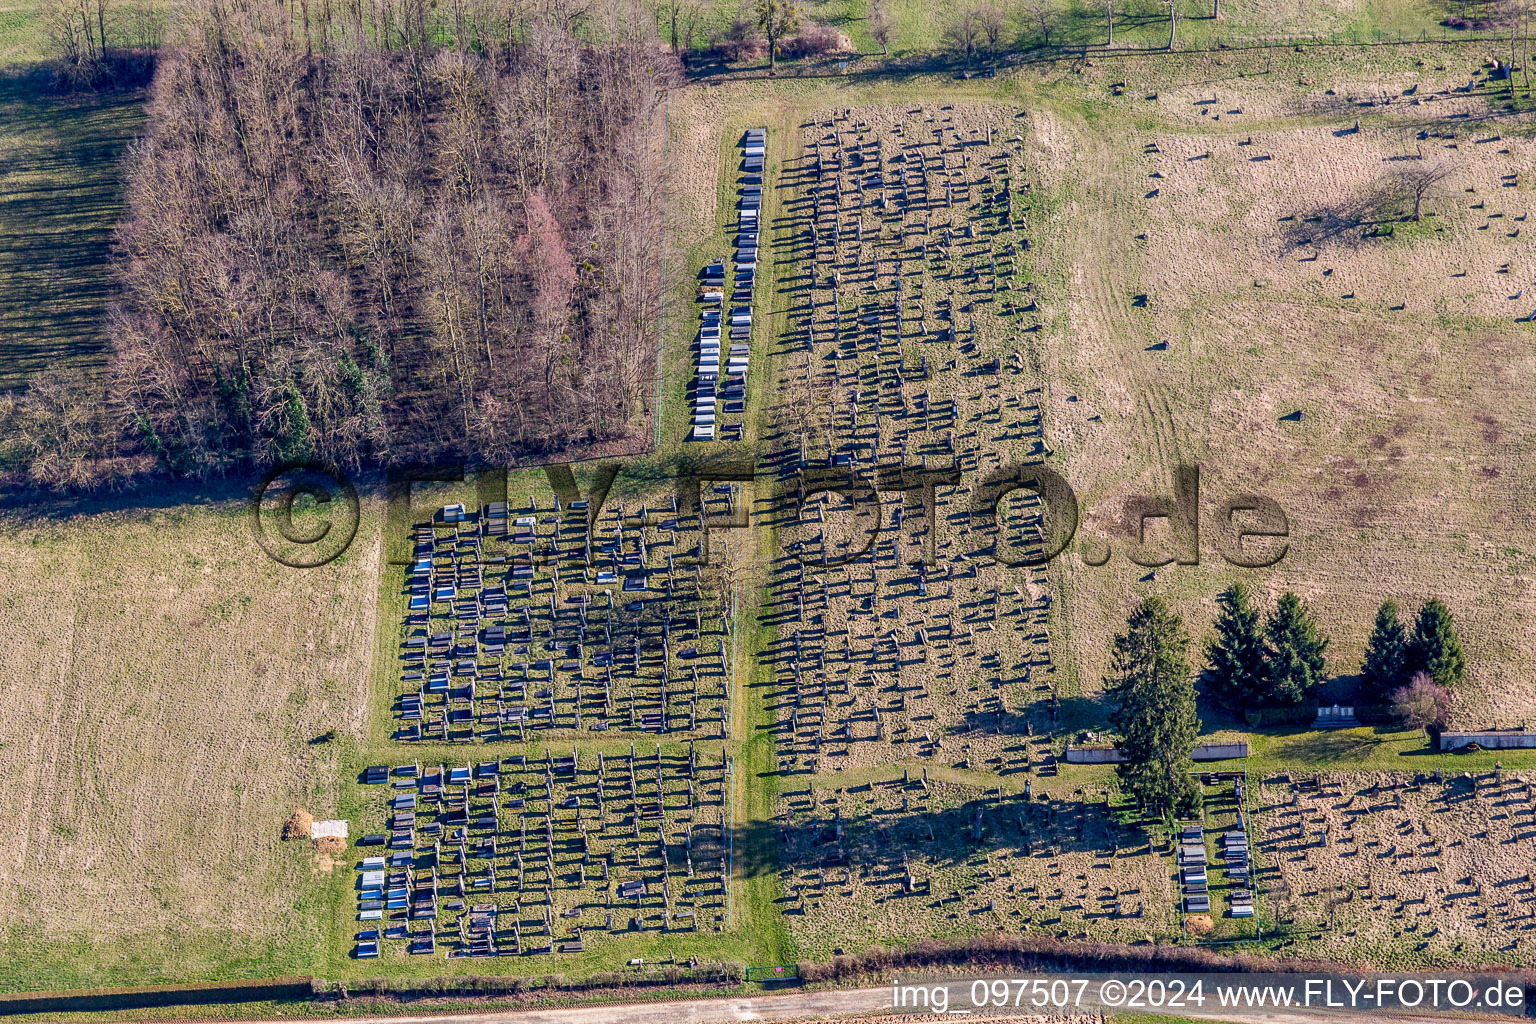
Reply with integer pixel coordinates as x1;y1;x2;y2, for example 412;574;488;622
1276;190;1394;253
0;66;150;392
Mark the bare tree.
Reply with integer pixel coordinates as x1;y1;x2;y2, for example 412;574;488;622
1390;671;1455;738
942;4;982;62
1522;0;1531;97
120;1;163;48
977;0;1004;52
1388;158;1454;221
43;0;110;86
779;347;835;464
0;367;114;487
656;0;701;51
870;0;893;54
108;0;675;476
1020;0;1059;47
1503;0;1529;96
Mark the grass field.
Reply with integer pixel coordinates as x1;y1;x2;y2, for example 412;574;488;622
0;492;381;990
686;0;1459;59
6;5;1536;1002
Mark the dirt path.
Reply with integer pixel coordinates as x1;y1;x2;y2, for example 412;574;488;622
227;985;1515;1024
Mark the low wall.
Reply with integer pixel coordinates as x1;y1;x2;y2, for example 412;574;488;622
1064;742;1249;764
1440;731;1536;752
1063;745;1121;764
1193;742;1250;761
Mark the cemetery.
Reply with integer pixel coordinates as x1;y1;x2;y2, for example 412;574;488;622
1256;770;1536;967
1179;773;1259;936
353;84;1536;970
15;40;1536;994
693;128;764;443
392;496;735;743
351;744;733;961
772;772;1177;958
760;104;1070;778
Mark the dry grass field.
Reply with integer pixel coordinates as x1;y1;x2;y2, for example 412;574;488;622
1023;52;1536;727
0;495;381;989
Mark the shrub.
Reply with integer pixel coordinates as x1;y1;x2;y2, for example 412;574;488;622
780;22;854;58
1441;16;1502;29
708;18;768;61
1390;671;1455;736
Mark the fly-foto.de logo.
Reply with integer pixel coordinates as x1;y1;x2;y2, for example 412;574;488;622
775;461;1288;569
305;458;1285;572
249;458;1289;570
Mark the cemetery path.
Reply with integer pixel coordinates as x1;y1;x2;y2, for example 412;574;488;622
221;986;1512;1024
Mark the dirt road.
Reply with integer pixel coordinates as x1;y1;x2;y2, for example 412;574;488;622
268;985;1518;1024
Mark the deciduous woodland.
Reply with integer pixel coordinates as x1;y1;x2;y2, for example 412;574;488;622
98;0;674;477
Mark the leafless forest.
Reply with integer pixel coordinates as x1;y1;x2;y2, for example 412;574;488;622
13;0;675;484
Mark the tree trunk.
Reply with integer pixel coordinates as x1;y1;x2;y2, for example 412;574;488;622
1513;15;1520;97
1106;0;1113;45
1167;0;1177;49
1212;0;1219;19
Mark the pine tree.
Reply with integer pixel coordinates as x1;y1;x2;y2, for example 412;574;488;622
274;382;314;464
1407;598;1466;689
1106;597;1202;817
1206;583;1268;710
1265;592;1329;705
1359;600;1407;705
